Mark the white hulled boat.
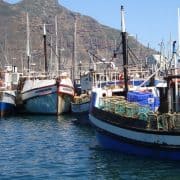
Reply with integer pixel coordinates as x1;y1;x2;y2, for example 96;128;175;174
17;14;74;115
20;72;74;115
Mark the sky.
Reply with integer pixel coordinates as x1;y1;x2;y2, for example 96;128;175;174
4;0;180;51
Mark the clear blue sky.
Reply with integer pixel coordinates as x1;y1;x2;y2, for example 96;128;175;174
4;0;180;51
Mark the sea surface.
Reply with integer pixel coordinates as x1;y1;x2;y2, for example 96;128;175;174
0;114;180;180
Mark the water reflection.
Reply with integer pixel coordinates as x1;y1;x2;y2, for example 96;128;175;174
0;115;180;179
89;146;180;179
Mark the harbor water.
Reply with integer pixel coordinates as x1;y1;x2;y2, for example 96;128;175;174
0;115;180;179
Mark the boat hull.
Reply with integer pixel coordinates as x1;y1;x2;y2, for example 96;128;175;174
0;102;15;117
89;112;180;161
0;91;16;117
22;83;58;114
22;83;74;115
96;130;180;160
71;101;89;113
71;101;90;124
24;92;58;114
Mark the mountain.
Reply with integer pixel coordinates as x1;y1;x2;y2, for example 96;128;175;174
0;0;156;73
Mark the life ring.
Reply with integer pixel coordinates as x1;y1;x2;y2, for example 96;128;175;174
110;62;115;69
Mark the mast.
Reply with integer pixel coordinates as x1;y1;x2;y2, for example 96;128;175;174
55;15;59;75
26;13;30;74
4;30;9;66
171;40;179;112
72;15;77;82
121;6;128;97
175;8;180;112
178;8;180;55
50;35;53;74
43;23;48;74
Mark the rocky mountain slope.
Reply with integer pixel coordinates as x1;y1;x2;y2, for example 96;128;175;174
0;0;156;73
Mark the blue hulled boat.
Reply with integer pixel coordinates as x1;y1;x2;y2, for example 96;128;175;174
71;93;90;124
0;91;16;117
89;81;180;160
0;65;20;117
89;6;180;160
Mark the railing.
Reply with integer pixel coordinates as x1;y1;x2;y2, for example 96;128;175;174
92;70;120;88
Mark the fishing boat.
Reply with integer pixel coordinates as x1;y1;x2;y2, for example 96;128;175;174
89;75;180;160
19;72;74;115
17;14;74;115
0;65;20;117
89;6;180;160
71;92;90;123
71;94;90;114
71;57;120;124
71;71;91;123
